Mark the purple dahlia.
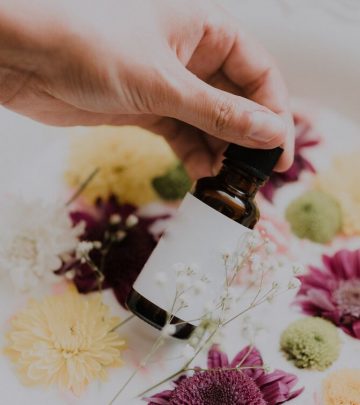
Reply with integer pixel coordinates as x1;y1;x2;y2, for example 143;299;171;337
261;114;320;202
146;345;303;405
57;196;169;307
296;249;360;339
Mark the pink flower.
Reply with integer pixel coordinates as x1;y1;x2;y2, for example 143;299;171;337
146;345;303;405
261;114;320;201
296;249;360;339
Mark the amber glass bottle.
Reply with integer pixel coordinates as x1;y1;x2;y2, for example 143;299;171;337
127;144;283;339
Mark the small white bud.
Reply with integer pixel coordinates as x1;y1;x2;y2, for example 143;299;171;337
109;214;121;225
116;230;127;241
161;324;176;337
76;241;94;259
65;270;76;280
178;293;191;306
263;364;273;373
189;263;200;273
125;214;139;228
292;264;305;276
288;277;301;290
93;241;102;249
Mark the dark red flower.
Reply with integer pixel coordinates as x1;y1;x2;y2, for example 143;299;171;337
57;196;169;307
295;249;360;339
146;345;303;405
261;114;321;201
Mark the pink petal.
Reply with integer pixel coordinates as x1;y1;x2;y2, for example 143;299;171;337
336;250;359;280
145;389;173;404
352;320;360;338
288;386;305;400
305;289;336;311
230;346;263;369
207;344;229;369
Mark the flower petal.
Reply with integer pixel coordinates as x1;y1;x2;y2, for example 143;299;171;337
207;344;229;369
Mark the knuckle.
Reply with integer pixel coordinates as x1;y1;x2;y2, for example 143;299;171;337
211;98;236;136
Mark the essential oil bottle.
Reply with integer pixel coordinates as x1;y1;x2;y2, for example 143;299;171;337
127;144;283;339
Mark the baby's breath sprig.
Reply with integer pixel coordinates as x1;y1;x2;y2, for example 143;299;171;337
111;230;302;403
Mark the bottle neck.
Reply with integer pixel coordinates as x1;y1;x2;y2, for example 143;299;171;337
218;159;265;197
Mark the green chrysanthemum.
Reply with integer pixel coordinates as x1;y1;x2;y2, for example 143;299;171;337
152;163;192;201
285;190;341;243
280;317;340;371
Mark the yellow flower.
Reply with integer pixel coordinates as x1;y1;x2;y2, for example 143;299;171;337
65;126;177;205
4;288;125;394
316;152;360;235
323;369;360;405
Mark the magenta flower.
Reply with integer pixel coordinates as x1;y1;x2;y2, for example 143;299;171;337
146;345;303;405
57;196;169;307
296;249;360;339
261;114;320;201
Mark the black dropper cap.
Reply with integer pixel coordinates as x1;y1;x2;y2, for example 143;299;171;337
223;144;283;180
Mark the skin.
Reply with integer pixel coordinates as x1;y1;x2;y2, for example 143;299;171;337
0;0;294;179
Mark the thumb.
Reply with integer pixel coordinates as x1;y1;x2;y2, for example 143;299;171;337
156;66;287;149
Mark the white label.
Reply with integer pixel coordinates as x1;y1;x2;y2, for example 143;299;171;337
133;193;252;323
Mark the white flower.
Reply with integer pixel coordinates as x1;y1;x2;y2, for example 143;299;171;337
161;324;176;337
288;277;302;290
76;241;94;260
292;263;305;275
0;197;84;291
188;263;200;274
116;230;127;241
178;292;191;307
109;214;121;225
176;275;191;290
125;214;139;228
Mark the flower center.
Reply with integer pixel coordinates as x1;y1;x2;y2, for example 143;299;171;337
9;235;37;265
169;370;265;405
333;279;360;318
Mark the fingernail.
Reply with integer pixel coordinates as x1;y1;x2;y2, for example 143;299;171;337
249;111;285;142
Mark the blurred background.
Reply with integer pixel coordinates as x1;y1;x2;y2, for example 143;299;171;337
1;0;360;191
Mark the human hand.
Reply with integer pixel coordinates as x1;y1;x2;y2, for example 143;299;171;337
0;0;294;178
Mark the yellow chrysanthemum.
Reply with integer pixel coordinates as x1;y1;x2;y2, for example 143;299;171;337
323;369;360;405
5;288;125;394
65;126;177;205
316;152;360;235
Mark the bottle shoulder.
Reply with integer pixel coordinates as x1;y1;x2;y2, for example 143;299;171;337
192;177;259;229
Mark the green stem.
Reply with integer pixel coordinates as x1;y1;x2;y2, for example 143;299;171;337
109;336;164;404
65;167;100;206
110;315;135;332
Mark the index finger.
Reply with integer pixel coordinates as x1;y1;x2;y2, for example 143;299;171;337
223;28;294;171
